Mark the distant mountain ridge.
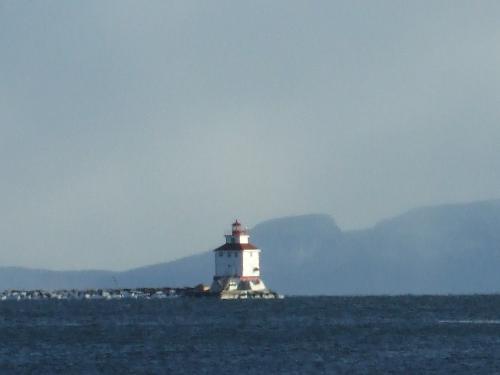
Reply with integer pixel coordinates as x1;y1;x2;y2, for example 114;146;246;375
2;200;500;294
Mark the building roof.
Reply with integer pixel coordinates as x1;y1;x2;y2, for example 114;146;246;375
214;243;259;251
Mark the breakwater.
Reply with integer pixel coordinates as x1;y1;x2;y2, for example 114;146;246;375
0;286;210;301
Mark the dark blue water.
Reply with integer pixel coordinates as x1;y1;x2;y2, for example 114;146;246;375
1;296;500;374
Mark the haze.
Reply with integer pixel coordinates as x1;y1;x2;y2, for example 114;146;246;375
1;1;499;270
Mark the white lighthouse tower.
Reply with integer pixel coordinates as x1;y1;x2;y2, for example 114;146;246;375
210;220;278;298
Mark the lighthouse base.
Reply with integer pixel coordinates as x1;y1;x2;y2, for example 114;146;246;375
219;290;283;299
210;277;283;299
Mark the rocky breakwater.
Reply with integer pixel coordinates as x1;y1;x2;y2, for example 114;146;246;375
0;285;211;301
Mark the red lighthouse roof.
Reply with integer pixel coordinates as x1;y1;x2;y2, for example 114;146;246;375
214;242;259;251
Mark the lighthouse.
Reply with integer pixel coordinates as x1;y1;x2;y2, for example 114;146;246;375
210;220;279;298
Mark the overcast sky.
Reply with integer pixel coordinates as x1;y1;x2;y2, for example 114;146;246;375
1;1;499;270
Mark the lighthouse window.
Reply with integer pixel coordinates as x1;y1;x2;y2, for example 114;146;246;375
235;252;238;257
219;252;223;257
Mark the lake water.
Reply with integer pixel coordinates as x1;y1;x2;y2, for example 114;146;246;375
1;295;500;374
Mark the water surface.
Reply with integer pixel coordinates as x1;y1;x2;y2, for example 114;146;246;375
1;295;500;373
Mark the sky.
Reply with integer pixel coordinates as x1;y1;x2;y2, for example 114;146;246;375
1;1;500;270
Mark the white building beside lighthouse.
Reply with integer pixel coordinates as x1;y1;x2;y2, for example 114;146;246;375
210;220;279;298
